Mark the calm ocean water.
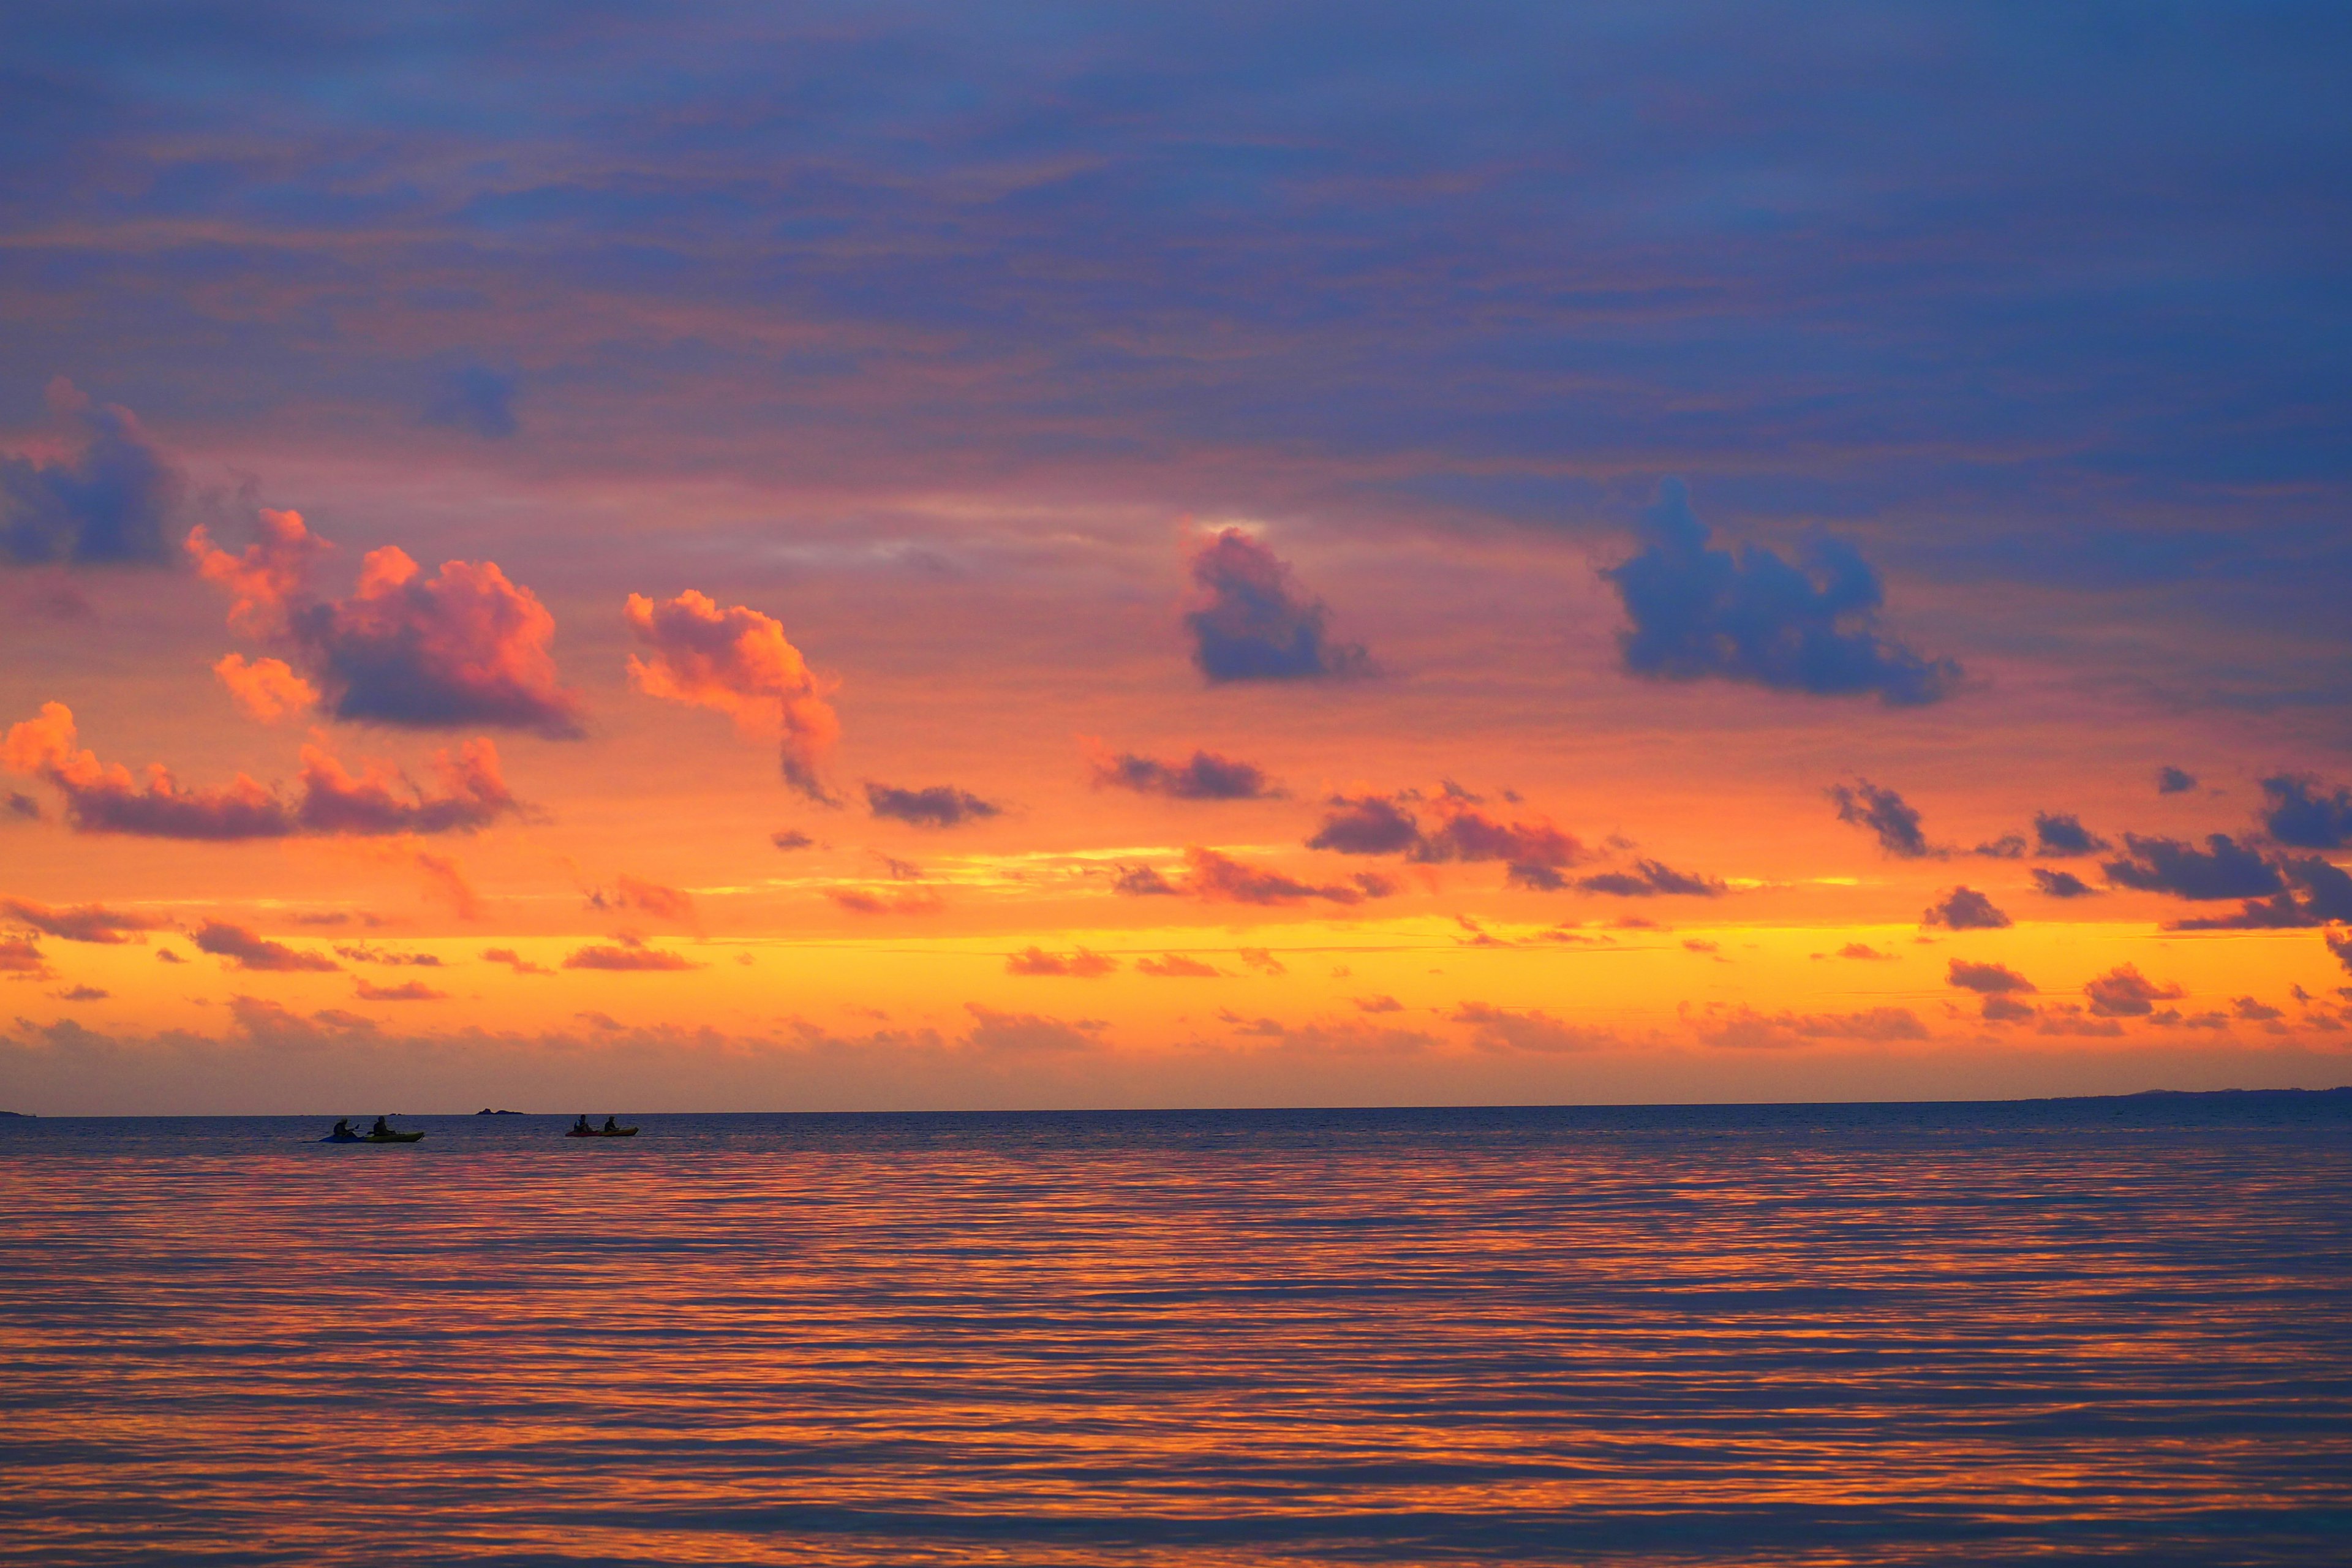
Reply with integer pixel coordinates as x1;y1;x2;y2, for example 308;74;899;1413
2;1095;2348;1566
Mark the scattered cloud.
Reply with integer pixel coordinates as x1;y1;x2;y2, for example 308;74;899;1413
625;590;839;801
1353;994;1403;1013
187;508;583;737
0;897;170;944
1947;959;2036;994
864;782;1001;829
826;886;946;916
2031;868;2098;899
1112;864;1180;897
6;792;38;821
1834;943;1895;960
2102;834;2281;900
2084;963;2185;1018
562;938;703;971
0;380;180;567
1575;858;1725;897
213;655;318;725
0;937;51;976
333;943;442;967
296;739;519;835
1922;886;2011;930
1136;954;1221;978
50;985;108;1002
962;1003;1105;1054
1972;833;2027;859
1182;846;1369;906
2032;812;2109;857
1183;528;1370;684
1604;480;1956;706
1307;794;1422;855
482;947;554;976
1085;742;1278;801
771;829;816;851
1828;780;1934;858
2259;774;2352;850
1005;946;1117;978
2165;855;2352;930
2157;766;2198;796
1697;1005;1929;1049
353;978;447;1001
589;874;696;925
192;919;341;973
423;363;518;440
1237;948;1287;976
2328;929;2352;977
1448;1001;1605;1053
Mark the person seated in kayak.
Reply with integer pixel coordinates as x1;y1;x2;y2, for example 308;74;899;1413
371;1115;391;1137
331;1118;352;1138
602;1115;622;1133
573;1114;592;1134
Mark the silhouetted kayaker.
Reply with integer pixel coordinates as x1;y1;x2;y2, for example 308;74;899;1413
573;1114;591;1134
602;1115;621;1133
372;1115;391;1137
331;1118;352;1138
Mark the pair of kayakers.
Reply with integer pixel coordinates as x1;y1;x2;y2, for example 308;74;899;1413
573;1114;625;1135
329;1117;394;1137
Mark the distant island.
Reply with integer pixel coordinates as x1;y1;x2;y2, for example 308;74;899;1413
475;1109;524;1116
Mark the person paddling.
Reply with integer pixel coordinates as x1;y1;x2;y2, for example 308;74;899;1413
602;1115;621;1134
371;1115;391;1137
331;1118;352;1139
573;1114;592;1135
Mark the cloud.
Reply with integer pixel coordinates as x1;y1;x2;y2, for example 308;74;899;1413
398;845;484;919
2259;774;2352;850
1005;946;1117;978
962;1004;1104;1054
562;938;702;971
1353;994;1403;1013
1136;954;1221;978
1237;948;1286;975
482;947;554;976
2232;996;2285;1023
1574;859;1725;897
1947;959;2036;995
2164;856;2352;930
826;887;945;915
1833;943;1895;960
1697;1005;1930;1049
1973;833;2027;859
353;978;448;1001
1085;742;1278;801
1306;794;1422;854
1828;779;1934;858
1980;995;2038;1023
2030;868;2098;899
333;943;442;967
1448;1001;1606;1054
0;937;51;976
864;782;1001;829
2084;963;2184;1018
6;792;38;821
1112;864;1181;897
423;364;519;439
1183;528;1370;684
2157;767;2199;796
1603;480;1956;706
0;897;170;944
2101;834;2282;900
213;655;318;724
2033;813;2108;857
1922;886;2011;930
589;874;696;924
625;590;839;801
1;380;181;567
1182;846;1367;906
192;919;341;973
50;985;108;1002
771;829;816;851
1412;805;1583;878
2329;929;2352;978
5;707;524;843
187;509;583;737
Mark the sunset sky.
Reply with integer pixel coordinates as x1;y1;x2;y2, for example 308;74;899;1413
5;2;2351;1112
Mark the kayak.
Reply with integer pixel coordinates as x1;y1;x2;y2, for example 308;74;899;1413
566;1126;639;1138
322;1129;424;1143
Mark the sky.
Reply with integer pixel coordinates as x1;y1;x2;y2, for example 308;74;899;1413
4;1;2351;1112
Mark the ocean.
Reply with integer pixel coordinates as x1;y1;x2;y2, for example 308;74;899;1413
3;1095;2348;1565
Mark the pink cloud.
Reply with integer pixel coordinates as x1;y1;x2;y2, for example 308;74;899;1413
1005;946;1117;977
625;590;839;800
1;897;170;944
213;655;318;724
193;919;341;973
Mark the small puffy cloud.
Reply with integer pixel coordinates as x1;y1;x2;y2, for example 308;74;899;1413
296;738;519;835
187;510;583;737
625;590;839;801
2328;928;2352;976
826;886;945;916
1834;943;1896;960
1682;938;1719;954
2084;963;2185;1018
1413;806;1583;878
6;791;38;820
1923;886;2011;930
193;919;341;973
423;364;518;440
2165;856;2352;930
2232;996;2285;1023
2102;834;2281;900
1136;954;1221;978
1307;794;1421;855
482;947;554;976
0;381;181;567
2033;813;2109;857
590;874;696;924
2260;774;2352;850
1973;833;2027;859
2031;868;2098;899
1947;959;2036;995
1448;1001;1605;1054
1981;994;2038;1023
50;985;108;1002
1828;779;1934;858
6;702;289;840
1183;529;1370;684
0;897;169;944
962;1004;1104;1054
1112;864;1181;897
1005;946;1117;978
333;943;442;967
1237;948;1287;976
0;937;51;976
1353;994;1403;1013
353;978;447;1001
562;938;702;971
1604;480;1956;706
1085;742;1278;801
1182;846;1367;906
2157;766;2198;796
1575;859;1725;898
771;829;815;851
213;655;318;725
1700;1005;1929;1049
864;782;1001;829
